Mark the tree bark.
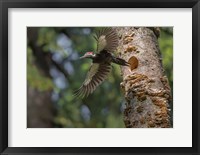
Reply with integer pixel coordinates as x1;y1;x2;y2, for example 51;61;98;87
116;27;172;128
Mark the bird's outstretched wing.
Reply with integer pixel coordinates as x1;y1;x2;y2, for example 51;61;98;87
94;27;119;53
74;63;112;98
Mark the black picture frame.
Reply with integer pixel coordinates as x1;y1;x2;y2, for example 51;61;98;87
0;0;199;155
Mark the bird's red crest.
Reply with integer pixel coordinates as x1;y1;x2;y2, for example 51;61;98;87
85;52;93;55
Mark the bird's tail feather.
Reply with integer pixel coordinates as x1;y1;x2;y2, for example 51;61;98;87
112;57;130;66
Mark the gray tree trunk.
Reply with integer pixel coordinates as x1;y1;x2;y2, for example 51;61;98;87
116;27;172;128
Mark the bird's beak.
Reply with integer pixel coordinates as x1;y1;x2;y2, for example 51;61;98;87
79;56;85;59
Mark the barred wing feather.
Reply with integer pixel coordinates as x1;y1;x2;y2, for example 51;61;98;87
74;63;112;98
94;27;119;53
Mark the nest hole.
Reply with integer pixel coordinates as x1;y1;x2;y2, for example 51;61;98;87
128;56;139;71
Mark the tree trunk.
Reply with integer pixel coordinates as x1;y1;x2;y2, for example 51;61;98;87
27;28;56;128
27;86;55;128
116;27;172;128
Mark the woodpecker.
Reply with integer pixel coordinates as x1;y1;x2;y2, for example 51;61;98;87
74;27;129;98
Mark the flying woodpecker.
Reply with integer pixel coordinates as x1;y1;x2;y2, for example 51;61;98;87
74;27;129;98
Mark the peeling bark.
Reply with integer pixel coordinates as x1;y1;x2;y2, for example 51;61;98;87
116;27;172;128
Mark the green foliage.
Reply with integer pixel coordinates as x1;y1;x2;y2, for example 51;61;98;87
159;28;173;90
27;47;54;91
27;27;173;128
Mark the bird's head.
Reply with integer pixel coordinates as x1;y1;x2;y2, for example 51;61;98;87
80;52;95;59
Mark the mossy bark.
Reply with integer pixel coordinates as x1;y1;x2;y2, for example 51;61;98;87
116;27;172;128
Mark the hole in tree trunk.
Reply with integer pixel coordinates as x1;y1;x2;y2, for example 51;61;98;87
128;56;138;70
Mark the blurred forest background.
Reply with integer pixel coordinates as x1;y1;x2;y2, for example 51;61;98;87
27;27;173;128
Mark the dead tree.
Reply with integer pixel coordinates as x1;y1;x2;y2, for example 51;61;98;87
116;27;172;128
